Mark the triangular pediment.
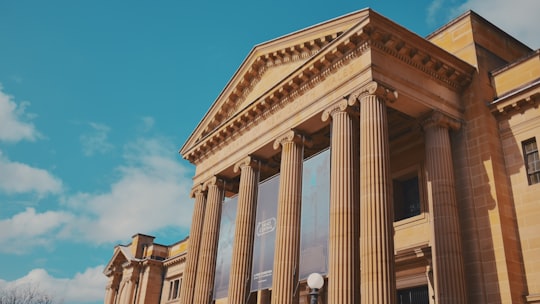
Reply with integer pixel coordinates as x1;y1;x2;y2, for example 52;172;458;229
181;9;370;156
103;245;131;275
180;8;475;164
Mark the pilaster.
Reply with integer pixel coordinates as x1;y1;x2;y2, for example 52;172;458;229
422;111;467;304
271;130;304;304
355;81;397;304
228;157;261;303
322;100;360;304
193;177;225;304
178;184;207;304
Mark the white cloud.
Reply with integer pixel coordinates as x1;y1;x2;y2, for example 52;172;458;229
0;265;107;303
0;151;63;196
0;136;194;253
80;122;114;156
64;137;193;244
0;208;73;254
0;84;39;142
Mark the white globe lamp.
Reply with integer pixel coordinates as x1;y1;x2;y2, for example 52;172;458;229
307;273;324;304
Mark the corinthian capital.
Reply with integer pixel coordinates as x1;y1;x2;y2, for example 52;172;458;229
347;81;398;105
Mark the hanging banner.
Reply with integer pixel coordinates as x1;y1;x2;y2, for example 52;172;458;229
213;195;238;300
299;149;330;279
250;174;280;291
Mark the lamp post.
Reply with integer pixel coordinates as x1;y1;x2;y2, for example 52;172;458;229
307;273;324;304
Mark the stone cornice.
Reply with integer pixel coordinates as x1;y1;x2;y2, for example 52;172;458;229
490;81;540;118
181;10;475;164
163;254;187;267
368;27;473;90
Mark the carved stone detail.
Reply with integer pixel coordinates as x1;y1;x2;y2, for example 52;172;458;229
421;110;461;131
233;156;261;173
321;99;352;122
202;176;225;191
273;130;304;150
347;81;398;106
189;184;205;198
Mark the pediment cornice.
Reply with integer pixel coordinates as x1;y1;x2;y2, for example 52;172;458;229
181;9;475;164
103;246;130;276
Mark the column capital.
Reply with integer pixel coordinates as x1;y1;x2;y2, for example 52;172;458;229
322;99;358;122
347;81;398;105
273;130;312;150
202;176;225;191
190;184;205;198
233;156;262;173
421;110;461;131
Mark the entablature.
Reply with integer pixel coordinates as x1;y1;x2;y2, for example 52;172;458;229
181;9;475;169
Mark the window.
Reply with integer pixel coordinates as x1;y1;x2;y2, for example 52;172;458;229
523;138;540;185
393;175;421;221
168;278;181;300
397;285;429;304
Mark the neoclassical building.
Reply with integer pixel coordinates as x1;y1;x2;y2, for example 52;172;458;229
104;8;540;304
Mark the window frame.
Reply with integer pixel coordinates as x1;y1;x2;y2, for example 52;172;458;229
167;277;181;301
392;165;427;228
523;137;540;185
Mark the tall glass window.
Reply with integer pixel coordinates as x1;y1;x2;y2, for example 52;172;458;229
299;149;330;279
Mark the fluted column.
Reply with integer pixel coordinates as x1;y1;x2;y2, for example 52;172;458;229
104;271;121;304
322;100;359;304
357;81;397;304
271;130;304;304
193;177;225;304
422;111;467;304
228;157;261;304
178;185;207;304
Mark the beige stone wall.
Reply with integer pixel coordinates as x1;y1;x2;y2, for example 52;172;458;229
499;106;540;300
160;260;185;304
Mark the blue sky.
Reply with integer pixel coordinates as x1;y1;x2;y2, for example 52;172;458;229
0;0;538;303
